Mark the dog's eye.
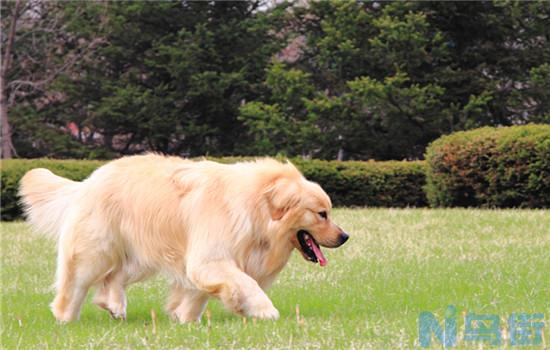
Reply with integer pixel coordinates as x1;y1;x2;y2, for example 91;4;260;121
318;211;327;219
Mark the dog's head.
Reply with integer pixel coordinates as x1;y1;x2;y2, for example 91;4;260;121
264;168;349;267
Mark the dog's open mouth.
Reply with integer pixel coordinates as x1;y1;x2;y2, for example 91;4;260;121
297;230;327;267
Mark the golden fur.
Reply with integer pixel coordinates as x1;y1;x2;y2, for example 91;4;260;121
19;154;347;322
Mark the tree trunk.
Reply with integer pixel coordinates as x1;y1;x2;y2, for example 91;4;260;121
336;134;344;161
337;148;345;161
0;80;14;159
1;0;22;159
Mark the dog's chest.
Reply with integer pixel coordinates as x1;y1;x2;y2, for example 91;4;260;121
243;239;292;286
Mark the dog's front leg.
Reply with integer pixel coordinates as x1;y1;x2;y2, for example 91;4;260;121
188;261;279;320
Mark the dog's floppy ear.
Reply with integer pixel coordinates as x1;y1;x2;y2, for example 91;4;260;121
264;178;301;220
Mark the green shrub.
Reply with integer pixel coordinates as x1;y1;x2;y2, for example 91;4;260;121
292;159;427;207
1;157;427;220
425;124;550;208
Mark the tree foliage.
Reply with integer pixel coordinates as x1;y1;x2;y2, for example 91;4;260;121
4;0;550;160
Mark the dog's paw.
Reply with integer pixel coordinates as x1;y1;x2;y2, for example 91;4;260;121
94;297;126;320
107;302;127;320
51;300;76;323
171;312;201;324
108;309;126;321
244;293;279;320
248;304;280;320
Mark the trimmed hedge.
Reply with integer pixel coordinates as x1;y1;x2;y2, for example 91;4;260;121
1;157;427;220
425;124;550;208
292;159;427;208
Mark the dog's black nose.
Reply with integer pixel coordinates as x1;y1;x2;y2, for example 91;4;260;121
339;233;349;245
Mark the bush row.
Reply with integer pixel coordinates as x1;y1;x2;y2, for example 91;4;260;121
3;124;547;220
425;124;550;208
0;157;427;221
293;159;427;208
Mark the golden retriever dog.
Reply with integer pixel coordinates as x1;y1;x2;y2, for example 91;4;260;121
19;154;349;323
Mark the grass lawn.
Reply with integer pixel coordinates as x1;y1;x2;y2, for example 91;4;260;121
1;208;549;349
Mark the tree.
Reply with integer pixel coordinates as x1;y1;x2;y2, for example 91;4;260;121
306;73;448;160
1;0;105;158
48;1;290;157
264;0;549;160
1;0;22;159
508;63;550;123
238;61;318;156
266;1;466;159
5;0;550;160
417;1;550;127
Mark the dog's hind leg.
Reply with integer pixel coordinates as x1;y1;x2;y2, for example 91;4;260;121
51;248;113;322
93;270;127;320
51;220;118;323
165;283;209;323
50;254;85;322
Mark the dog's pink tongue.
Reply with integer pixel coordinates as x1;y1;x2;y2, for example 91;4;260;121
309;238;327;267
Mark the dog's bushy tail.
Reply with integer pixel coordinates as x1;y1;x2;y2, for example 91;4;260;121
19;168;80;239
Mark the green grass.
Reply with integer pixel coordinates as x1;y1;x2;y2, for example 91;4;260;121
1;209;549;349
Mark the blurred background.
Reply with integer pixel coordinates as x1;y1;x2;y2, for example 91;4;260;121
1;0;549;161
